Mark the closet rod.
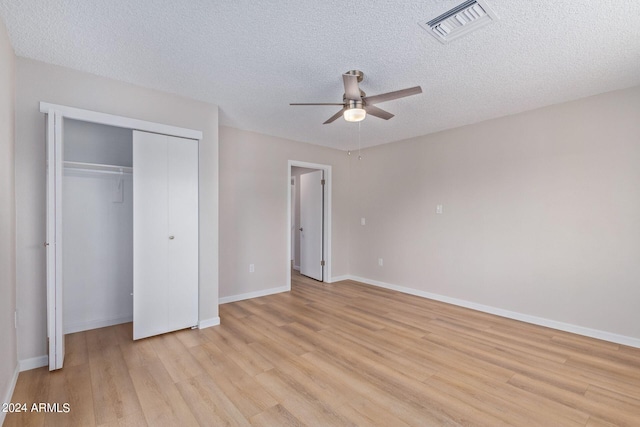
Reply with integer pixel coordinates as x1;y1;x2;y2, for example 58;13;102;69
64;160;132;175
64;168;132;176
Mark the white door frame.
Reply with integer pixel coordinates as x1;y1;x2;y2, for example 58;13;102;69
40;103;202;140
46;110;64;370
41;102;203;370
287;161;332;288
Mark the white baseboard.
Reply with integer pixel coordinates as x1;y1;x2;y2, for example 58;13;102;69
348;275;640;349
0;363;20;424
328;275;351;283
198;317;220;329
293;265;300;271
64;315;133;334
19;355;48;372
220;285;290;304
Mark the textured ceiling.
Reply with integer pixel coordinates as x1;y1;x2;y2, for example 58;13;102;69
1;1;639;150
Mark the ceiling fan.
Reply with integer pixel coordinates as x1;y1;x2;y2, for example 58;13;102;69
290;70;422;124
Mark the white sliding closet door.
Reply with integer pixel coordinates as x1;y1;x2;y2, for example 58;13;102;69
133;131;199;340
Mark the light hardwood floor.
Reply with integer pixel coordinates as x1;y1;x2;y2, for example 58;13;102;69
5;271;640;426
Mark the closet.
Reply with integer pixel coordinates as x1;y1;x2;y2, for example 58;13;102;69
62;120;134;334
44;103;202;370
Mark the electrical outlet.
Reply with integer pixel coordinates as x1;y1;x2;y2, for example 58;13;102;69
436;204;443;214
249;264;255;273
378;258;383;267
361;217;366;226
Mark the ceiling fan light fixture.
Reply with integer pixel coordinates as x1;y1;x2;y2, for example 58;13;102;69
343;100;366;122
344;107;366;122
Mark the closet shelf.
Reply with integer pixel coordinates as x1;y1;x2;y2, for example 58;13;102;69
64;161;132;175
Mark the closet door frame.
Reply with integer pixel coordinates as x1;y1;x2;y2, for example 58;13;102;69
45;109;64;370
41;102;203;371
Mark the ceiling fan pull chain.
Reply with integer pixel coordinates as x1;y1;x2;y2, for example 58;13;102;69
358;121;362;160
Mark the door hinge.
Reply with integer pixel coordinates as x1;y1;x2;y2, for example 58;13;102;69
320;260;325;266
321;179;325;186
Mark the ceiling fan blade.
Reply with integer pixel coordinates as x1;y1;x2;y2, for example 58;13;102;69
290;103;346;106
363;86;422;105
364;105;394;120
323;108;346;124
342;73;362;101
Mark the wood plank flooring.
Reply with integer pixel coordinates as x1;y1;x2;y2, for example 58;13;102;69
5;271;640;426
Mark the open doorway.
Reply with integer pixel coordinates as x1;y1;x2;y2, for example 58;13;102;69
287;161;332;288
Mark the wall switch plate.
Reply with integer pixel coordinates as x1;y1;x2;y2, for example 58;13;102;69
436;204;443;214
249;264;255;273
378;258;383;266
361;217;366;226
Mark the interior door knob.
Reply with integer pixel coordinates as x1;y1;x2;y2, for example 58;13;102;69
169;236;175;240
299;227;303;232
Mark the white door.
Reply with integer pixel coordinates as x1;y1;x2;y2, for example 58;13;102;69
300;170;324;281
291;177;296;263
133;131;199;340
46;110;65;370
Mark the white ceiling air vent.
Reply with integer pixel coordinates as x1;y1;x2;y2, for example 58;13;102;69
419;0;498;44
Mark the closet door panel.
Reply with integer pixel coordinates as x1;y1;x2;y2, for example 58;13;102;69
133;131;199;340
167;135;199;331
133;131;170;339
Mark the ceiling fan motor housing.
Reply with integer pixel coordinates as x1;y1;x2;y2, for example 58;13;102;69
345;69;364;83
343;92;366;102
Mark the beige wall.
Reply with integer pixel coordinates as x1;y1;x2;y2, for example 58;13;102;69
0;15;17;414
15;58;219;363
219;126;349;299
349;86;640;340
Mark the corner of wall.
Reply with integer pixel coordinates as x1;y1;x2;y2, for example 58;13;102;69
0;11;18;414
